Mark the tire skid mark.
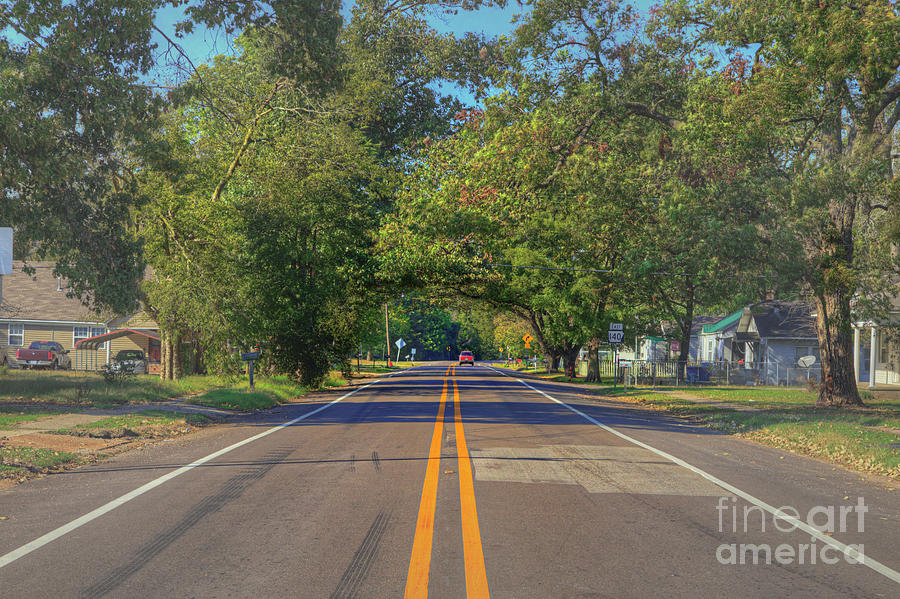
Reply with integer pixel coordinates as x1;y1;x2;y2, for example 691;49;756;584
372;451;382;472
329;510;392;599
79;447;295;598
350;453;356;472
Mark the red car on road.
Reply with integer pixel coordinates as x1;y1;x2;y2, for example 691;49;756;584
458;351;475;365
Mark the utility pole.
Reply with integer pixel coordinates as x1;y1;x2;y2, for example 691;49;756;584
384;302;392;367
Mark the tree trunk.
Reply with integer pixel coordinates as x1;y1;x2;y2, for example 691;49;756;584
550;354;561;371
192;345;205;375
585;337;601;382
160;334;170;381
564;347;580;378
677;278;695;383
165;338;174;380
366;349;372;362
172;334;183;380
808;87;862;407
814;291;863;406
677;318;692;383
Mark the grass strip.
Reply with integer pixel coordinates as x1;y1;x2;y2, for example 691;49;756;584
743;421;900;478
0;410;62;430
190;389;280;411
55;410;210;436
618;390;900;479
0;446;82;477
0;370;348;411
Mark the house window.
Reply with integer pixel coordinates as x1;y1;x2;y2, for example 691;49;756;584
92;327;106;350
73;326;106;350
73;326;90;348
707;340;714;360
8;324;24;346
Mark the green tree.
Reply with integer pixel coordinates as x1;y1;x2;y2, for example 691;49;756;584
658;0;900;405
1;0;343;313
139;3;497;381
0;0;162;312
380;97;648;379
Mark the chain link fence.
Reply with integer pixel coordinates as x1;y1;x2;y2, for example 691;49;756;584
575;359;822;387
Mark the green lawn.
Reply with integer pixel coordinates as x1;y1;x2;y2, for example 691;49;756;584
190;389;282;411
0;370;220;407
616;387;900;479
186;372;348;411
640;384;899;409
0;369;347;410
0;409;62;430
742;421;900;478
354;360;419;374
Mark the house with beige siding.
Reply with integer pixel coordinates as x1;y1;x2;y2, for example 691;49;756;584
0;261;159;372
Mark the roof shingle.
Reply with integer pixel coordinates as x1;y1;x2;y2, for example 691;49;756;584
0;261;105;323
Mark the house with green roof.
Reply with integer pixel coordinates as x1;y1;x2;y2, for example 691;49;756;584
637;315;723;362
698;309;743;362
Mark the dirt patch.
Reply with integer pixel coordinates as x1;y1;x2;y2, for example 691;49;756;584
1;416;217;486
3;432;128;453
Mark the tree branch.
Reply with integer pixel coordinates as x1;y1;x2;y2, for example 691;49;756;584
535;108;604;190
210;79;286;203
622;102;683;130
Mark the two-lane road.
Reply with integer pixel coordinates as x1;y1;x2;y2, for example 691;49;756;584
1;363;898;597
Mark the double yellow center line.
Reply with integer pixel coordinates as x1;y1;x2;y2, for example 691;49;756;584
404;365;489;598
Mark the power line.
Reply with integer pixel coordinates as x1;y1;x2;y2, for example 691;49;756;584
484;263;773;279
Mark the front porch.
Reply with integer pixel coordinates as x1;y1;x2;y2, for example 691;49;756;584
852;323;900;388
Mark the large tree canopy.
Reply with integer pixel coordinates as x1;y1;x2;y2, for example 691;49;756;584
654;0;900;404
0;0;162;311
6;0;900;402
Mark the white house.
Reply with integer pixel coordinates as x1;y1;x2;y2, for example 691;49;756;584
851;286;900;388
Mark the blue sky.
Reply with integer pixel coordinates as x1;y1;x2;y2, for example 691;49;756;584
150;3;526;80
151;1;659;87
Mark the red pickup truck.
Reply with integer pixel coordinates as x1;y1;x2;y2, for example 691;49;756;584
16;341;71;370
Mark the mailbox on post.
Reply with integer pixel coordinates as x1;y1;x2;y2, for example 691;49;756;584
241;351;259;388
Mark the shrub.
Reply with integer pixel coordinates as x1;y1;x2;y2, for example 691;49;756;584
102;362;136;384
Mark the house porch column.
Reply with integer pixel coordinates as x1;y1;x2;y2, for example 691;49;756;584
853;326;860;383
869;326;877;389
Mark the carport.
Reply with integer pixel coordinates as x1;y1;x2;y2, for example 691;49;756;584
74;328;161;372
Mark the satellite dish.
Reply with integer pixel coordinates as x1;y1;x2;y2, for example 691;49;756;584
797;355;816;368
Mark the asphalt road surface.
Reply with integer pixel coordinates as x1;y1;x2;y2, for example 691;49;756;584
1;363;899;598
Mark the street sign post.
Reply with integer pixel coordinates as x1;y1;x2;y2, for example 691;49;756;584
609;324;624;389
411;347;416;361
395;338;406;362
523;334;533;350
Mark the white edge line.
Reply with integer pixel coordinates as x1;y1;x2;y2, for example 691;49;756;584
0;380;381;570
487;366;900;585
